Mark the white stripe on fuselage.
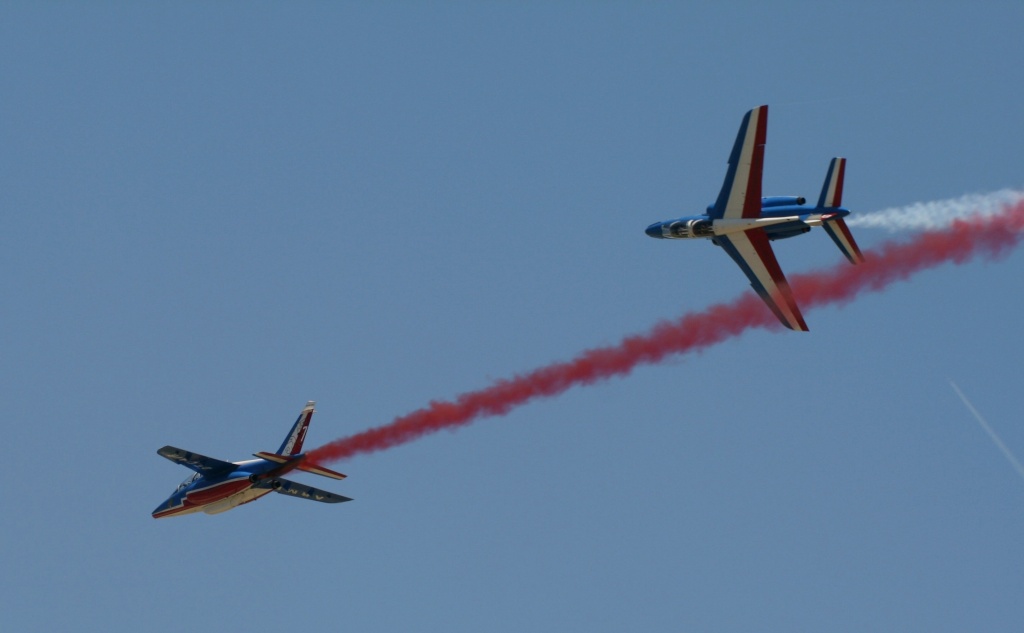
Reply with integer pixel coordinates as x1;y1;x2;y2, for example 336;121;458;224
712;216;798;236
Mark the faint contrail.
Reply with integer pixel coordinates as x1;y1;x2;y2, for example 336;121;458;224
849;189;1024;232
307;199;1024;465
949;381;1024;485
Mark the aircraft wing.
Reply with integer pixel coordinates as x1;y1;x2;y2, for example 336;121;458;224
709;105;767;220
157;445;238;476
256;478;352;504
714;229;809;331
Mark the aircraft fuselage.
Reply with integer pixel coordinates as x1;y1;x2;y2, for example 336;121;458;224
646;197;851;242
153;401;351;518
642;106;863;331
152;458;299;518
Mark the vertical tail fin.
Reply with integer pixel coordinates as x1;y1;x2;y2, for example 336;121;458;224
816;157;846;208
277;401;315;456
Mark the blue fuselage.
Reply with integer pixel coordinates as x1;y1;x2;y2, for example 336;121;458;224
646;197;850;242
152;457;293;518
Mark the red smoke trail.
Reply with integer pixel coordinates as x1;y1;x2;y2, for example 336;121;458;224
307;200;1024;465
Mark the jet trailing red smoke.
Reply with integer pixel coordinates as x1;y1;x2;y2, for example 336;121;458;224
306;200;1024;465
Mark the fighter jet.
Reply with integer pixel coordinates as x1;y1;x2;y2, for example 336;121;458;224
152;401;351;518
645;105;864;330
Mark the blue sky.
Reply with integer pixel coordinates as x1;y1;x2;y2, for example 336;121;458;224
2;3;1023;631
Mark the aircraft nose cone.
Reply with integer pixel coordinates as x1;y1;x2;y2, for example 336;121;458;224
645;222;664;238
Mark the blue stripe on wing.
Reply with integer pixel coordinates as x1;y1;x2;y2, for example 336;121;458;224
710;105;768;220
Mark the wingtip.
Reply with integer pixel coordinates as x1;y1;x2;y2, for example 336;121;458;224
782;315;810;332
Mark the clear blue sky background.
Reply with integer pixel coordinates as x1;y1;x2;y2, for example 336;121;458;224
2;3;1023;631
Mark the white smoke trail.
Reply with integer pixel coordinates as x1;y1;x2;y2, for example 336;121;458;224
949;381;1024;487
849;189;1024;232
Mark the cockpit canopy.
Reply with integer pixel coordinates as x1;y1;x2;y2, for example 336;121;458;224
668;218;713;238
176;472;202;492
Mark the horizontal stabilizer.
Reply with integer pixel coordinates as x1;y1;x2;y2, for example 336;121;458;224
254;451;347;480
296;462;347;480
255;478;352;504
253;451;291;465
158;446;237;476
822;217;865;264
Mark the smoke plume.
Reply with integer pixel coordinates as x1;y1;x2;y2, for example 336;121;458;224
307;198;1024;465
848;189;1024;232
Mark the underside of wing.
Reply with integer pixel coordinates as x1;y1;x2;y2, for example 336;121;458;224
157;445;238;476
258;478;352;504
710;105;768;220
715;230;809;331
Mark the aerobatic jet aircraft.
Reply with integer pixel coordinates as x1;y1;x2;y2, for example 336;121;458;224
152;401;351;518
645;105;864;331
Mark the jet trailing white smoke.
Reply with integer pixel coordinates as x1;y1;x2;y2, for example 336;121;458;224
849;189;1024;232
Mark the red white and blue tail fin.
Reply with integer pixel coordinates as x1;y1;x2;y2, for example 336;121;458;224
277;401;315;456
256;401;348;481
816;157;846;208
